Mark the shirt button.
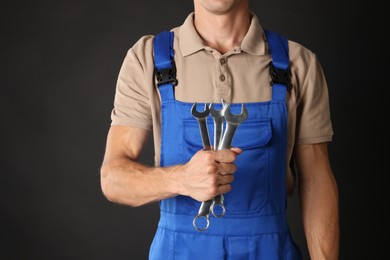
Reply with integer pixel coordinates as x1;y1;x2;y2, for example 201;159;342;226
219;74;226;81
220;58;226;65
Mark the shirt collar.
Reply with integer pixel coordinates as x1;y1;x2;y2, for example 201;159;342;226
240;12;266;56
179;13;205;56
179;12;266;57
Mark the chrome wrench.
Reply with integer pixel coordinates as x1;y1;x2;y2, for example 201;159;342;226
208;100;228;218
212;103;248;219
191;102;213;231
215;104;248;216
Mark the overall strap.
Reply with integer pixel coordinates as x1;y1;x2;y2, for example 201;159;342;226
153;31;177;101
264;29;290;101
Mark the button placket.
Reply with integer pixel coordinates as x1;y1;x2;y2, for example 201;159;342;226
217;55;231;100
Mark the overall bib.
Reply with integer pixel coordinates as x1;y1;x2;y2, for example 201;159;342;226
149;30;302;260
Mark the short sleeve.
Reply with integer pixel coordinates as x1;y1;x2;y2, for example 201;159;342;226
295;52;334;144
110;37;154;131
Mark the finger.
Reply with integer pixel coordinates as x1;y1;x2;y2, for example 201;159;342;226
217;162;237;175
218;184;232;194
217;174;234;185
230;147;242;155
214;150;237;163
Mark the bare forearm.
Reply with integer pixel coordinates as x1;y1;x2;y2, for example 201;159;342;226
100;148;241;208
300;173;339;260
100;158;183;207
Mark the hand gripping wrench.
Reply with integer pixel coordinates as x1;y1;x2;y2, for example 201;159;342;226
191;102;213;231
191;102;248;231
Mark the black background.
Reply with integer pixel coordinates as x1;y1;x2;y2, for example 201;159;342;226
1;0;387;259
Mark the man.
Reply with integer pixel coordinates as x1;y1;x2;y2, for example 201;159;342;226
100;0;339;259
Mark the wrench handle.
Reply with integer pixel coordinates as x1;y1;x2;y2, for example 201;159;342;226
193;115;213;231
218;123;238;150
213;120;224;150
197;118;211;150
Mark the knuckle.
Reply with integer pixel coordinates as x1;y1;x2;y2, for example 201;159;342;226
209;175;218;185
206;165;217;174
209;186;219;196
203;152;214;161
225;150;235;160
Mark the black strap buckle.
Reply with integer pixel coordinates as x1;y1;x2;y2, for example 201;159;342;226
155;62;177;86
269;63;291;88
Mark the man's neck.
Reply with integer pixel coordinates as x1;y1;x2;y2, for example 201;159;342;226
193;1;250;54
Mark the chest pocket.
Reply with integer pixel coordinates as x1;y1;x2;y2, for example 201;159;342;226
183;118;272;215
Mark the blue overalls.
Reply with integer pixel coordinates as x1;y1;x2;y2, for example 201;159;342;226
149;30;302;260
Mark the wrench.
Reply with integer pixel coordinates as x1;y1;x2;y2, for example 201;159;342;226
191;102;213;231
213;103;248;219
208;100;228;218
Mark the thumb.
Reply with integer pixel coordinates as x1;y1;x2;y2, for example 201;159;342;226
230;147;243;155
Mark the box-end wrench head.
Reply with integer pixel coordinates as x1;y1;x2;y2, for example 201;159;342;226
193;199;213;232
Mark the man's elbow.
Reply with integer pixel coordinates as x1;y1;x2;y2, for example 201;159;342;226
100;165;116;203
99;165;144;208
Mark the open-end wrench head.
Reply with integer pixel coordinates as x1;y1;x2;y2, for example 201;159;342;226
224;104;248;125
191;102;209;118
209;102;226;118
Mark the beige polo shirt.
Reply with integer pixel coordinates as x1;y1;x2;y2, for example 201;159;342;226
110;12;333;196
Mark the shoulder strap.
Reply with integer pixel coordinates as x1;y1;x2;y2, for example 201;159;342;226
264;29;289;70
264;29;291;101
153;31;176;101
